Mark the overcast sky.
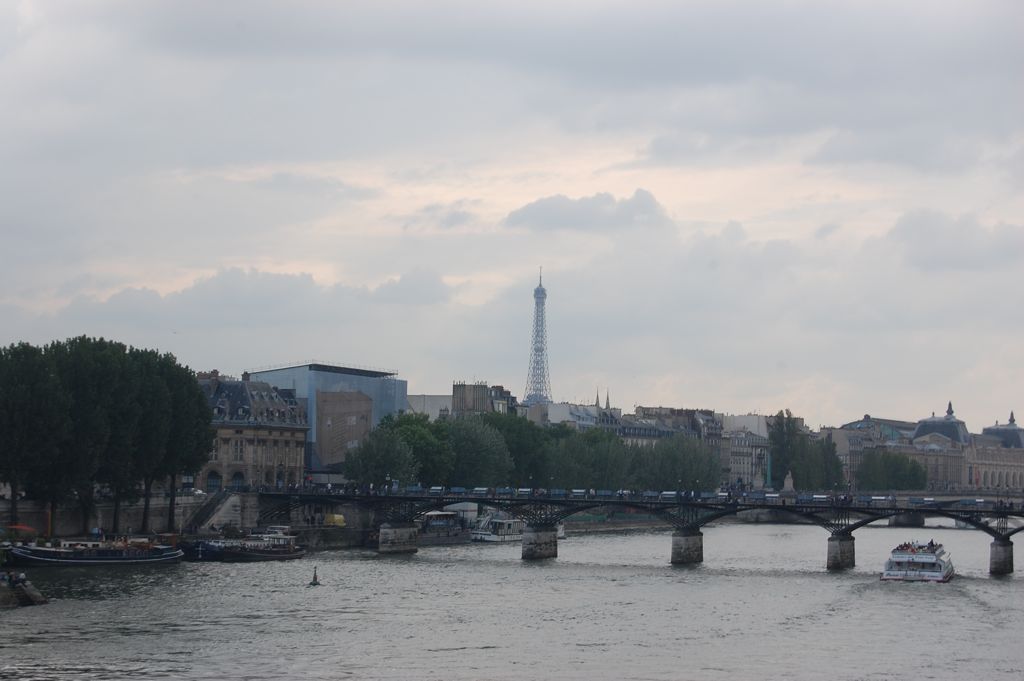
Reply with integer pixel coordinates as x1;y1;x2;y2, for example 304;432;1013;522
2;1;1021;432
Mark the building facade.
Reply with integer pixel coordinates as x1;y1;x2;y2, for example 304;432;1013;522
968;413;1024;491
315;390;373;469
451;382;519;418
827;404;1024;493
248;363;407;470
722;429;770;489
197;372;309;492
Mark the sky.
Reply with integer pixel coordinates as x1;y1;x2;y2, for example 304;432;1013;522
2;1;1022;433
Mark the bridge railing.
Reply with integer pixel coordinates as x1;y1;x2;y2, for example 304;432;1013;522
259;486;1022;511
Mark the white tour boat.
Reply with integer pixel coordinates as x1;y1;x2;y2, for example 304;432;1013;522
880;540;955;582
470;514;566;542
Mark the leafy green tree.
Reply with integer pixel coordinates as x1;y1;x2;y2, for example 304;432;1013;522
448;418;513;487
545;435;592;488
479;412;551;486
583;429;631;490
47;337;123;533
628;435;719;491
160;355;213;533
856;450;926;491
131;349;172;533
345;428;419;489
768;410;802;490
0;343;70;525
768;410;843;491
381;413;453;485
96;343;143;533
544;428;631;490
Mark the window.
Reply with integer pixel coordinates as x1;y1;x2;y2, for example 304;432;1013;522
233;440;244;462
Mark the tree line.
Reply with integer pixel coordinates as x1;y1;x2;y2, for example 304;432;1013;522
348;409;902;494
854;450;926;491
345;411;724;493
768;409;927;492
0;337;212;535
768;410;845;491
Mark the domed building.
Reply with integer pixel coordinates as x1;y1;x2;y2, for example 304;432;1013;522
883;402;968;491
981;412;1024;449
970;412;1024;491
911;402;971;445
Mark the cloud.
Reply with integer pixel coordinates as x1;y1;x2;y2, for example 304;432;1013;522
884;211;1024;272
402;200;481;231
504;189;671;232
810;128;981;172
371;270;452;305
2;4;1023;433
815;223;841;240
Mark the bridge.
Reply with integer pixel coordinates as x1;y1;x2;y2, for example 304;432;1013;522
257;491;1024;574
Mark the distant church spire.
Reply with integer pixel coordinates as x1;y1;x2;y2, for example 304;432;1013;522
605;390;610;410
946;401;954;418
595;389;601;408
1011;411;1017;425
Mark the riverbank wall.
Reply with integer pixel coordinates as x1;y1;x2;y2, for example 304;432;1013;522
1;496;208;537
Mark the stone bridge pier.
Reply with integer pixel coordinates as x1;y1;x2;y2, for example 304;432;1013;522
826;534;855;570
378;522;419;554
522;524;559;560
990;539;1013;575
671;528;704;565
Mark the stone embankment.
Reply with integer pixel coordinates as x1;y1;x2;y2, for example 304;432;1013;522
1;580;48;609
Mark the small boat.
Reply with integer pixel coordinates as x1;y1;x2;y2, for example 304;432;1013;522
470;514;566;542
417;511;471;545
6;539;183;567
471;516;526;542
220;533;305;562
881;540;955;582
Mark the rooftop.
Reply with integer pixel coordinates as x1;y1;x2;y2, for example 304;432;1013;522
249;360;397;379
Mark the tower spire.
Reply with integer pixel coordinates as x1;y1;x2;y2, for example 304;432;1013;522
523;269;552;406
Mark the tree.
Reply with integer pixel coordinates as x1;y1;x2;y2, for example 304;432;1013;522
628;435;719;491
582;429;631;490
381;413;454;485
545;435;593;489
768;410;802;490
479;412;550;486
856;450;926;491
345;428;419;489
160;355;213;533
544;428;631;490
49;337;124;534
131;349;172;533
448;418;513;487
0;343;70;525
95;342;142;533
768;411;843;491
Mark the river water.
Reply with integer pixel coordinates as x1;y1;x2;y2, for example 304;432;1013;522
2;522;1022;681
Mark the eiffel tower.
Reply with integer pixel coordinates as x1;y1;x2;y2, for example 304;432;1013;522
523;268;552;406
